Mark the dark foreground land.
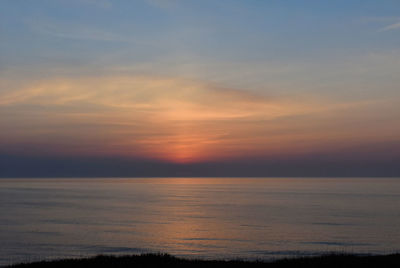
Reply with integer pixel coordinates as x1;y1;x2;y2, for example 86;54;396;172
7;253;400;268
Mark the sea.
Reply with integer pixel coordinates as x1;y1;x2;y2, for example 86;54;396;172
0;177;399;266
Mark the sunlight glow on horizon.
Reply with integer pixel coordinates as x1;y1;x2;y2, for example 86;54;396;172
1;74;399;163
1;0;400;169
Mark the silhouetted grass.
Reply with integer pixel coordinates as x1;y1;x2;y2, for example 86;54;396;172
7;253;400;268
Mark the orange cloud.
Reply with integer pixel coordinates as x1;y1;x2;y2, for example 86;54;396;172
1;75;399;163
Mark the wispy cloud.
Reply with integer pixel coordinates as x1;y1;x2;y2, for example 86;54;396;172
380;21;400;31
357;16;400;32
2;74;397;163
31;21;129;42
0;75;296;162
27;19;151;45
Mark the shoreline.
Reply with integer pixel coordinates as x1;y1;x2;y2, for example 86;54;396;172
6;253;400;267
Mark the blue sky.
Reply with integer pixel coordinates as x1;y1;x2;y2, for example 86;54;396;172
2;0;400;97
2;0;400;67
1;0;400;176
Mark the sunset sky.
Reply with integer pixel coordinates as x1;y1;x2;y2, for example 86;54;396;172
1;0;400;177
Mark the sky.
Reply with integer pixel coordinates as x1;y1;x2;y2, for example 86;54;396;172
1;0;400;177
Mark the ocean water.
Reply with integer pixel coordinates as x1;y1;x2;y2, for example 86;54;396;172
0;177;399;266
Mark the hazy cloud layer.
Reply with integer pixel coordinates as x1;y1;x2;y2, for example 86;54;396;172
1;74;399;164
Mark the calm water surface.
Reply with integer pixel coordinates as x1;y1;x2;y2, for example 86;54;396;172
1;178;400;265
